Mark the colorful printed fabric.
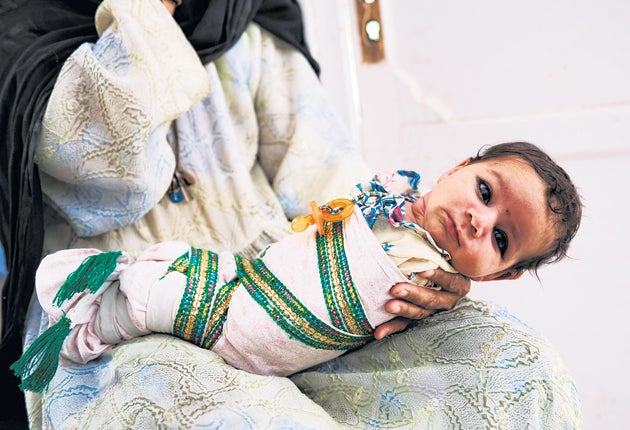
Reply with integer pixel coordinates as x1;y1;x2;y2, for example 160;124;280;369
353;171;453;283
353;170;420;228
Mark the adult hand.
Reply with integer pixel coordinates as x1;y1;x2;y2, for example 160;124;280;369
161;0;181;16
373;269;471;340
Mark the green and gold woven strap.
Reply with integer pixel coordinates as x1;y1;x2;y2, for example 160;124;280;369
236;255;372;351
165;251;191;277
171;247;238;349
317;221;373;335
200;279;239;349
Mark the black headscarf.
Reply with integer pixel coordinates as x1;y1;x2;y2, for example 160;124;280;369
0;0;318;420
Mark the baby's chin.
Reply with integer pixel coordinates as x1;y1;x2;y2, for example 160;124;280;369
452;263;508;282
448;258;482;280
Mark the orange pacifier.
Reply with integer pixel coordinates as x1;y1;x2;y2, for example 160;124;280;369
291;198;355;235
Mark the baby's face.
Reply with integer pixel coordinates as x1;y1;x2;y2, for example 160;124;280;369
409;156;555;281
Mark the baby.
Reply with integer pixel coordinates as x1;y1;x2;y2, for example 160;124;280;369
13;141;582;392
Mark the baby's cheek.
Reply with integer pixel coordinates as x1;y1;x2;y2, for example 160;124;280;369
449;252;485;279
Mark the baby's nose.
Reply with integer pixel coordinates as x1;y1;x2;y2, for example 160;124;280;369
468;208;495;238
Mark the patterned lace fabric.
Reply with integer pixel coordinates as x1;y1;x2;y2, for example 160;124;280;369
292;298;583;429
24;297;582;429
35;0;369;259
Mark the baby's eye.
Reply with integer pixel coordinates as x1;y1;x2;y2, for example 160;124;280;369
493;229;508;256
478;180;492;204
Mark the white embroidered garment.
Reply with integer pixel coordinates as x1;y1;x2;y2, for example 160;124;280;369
35;0;369;256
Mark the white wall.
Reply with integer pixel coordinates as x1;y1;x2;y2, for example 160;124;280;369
303;1;630;428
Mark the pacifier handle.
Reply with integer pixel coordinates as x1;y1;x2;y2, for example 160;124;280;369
290;198;354;236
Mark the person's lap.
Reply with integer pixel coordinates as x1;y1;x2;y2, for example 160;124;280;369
24;296;581;429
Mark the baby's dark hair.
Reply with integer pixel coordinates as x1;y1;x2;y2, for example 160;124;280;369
470;141;582;276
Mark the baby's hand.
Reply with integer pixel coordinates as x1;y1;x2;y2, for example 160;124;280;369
374;269;471;340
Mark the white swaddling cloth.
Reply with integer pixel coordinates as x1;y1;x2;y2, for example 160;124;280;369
36;210;415;376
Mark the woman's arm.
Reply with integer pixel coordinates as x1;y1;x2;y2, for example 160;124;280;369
35;0;210;237
374;268;471;339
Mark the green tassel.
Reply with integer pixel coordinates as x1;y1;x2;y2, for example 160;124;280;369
53;250;122;307
10;314;72;393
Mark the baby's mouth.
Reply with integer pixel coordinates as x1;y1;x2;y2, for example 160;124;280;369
446;213;460;247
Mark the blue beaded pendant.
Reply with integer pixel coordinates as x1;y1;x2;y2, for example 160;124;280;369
168;170;192;203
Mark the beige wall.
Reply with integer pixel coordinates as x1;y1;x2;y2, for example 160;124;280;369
303;1;630;428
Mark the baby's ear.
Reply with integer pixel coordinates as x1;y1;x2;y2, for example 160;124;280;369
437;158;472;183
472;269;523;282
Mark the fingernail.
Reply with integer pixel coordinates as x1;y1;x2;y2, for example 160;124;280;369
397;288;408;297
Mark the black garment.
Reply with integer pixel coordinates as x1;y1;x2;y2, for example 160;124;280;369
176;0;319;74
0;0;318;423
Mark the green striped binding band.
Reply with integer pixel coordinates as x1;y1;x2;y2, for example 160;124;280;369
169;248;238;349
318;221;372;335
171;218;373;352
